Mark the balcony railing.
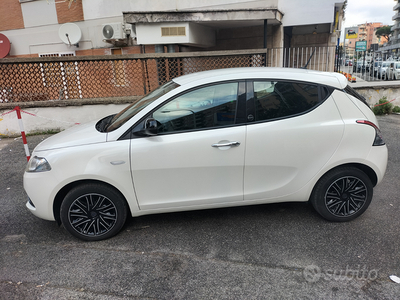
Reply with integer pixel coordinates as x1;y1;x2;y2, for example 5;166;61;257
391;23;400;31
393;12;400;20
394;2;400;11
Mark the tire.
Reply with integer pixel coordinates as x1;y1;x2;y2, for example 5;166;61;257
60;183;128;241
310;167;373;222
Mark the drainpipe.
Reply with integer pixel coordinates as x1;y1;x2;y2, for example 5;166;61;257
264;20;268;67
264;20;268;49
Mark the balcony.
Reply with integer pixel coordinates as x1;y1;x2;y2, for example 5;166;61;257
393;12;400;20
392;23;400;31
394;2;400;11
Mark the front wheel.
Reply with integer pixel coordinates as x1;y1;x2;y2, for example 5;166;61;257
310;167;373;222
60;183;128;241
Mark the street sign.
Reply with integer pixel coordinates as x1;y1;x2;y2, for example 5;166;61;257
345;27;358;39
355;41;367;51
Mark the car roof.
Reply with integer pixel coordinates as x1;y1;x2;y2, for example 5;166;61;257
173;67;348;90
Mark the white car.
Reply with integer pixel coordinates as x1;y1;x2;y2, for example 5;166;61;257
387;62;400;80
378;61;393;80
24;67;388;241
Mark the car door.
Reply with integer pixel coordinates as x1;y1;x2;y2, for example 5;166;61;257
129;81;246;210
243;80;344;201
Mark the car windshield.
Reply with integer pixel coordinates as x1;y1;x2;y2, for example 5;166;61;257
106;81;180;132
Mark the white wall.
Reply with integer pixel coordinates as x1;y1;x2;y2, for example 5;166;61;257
0;104;128;136
279;0;340;27
3;16;123;56
82;0;279;20
136;22;215;47
21;1;58;28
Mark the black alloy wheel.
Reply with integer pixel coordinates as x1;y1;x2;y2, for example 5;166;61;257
310;167;373;222
60;183;128;241
324;176;368;217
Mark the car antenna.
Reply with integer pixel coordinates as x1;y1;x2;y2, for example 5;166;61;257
301;48;316;69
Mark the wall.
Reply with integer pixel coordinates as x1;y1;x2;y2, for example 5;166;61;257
0;104;127;137
3;16;124;56
279;0;339;27
21;0;58;28
0;0;24;31
354;86;400;107
82;0;279;20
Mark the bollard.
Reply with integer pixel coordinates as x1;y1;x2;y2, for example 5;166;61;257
14;106;31;162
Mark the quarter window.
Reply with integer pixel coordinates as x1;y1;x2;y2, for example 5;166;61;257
153;82;238;133
253;81;319;121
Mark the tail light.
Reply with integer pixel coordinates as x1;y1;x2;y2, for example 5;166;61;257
356;120;385;146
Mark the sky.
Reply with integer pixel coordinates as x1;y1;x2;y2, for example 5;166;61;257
342;0;395;41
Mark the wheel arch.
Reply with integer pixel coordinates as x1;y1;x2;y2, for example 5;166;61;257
334;163;378;186
53;179;129;226
312;163;378;196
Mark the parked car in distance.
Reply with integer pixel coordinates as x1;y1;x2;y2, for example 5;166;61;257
378;61;393;79
345;59;353;66
353;61;366;73
369;61;382;77
387;62;400;80
24;67;388;241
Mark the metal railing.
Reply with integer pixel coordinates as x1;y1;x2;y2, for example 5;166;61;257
0;47;335;103
336;49;400;82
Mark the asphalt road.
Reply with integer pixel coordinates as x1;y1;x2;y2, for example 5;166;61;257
1;115;400;300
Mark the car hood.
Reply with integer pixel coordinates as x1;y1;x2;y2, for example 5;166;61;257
34;121;107;151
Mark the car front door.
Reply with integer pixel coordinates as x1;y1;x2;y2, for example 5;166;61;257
130;81;246;210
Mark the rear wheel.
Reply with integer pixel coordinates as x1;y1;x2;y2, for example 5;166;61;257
310;167;373;222
60;183;128;241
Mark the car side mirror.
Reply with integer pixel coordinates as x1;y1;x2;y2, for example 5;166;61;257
144;118;158;136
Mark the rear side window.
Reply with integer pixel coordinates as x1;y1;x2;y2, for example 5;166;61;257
253;81;320;121
343;85;369;107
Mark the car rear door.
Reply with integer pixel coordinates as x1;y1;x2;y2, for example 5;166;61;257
243;80;344;201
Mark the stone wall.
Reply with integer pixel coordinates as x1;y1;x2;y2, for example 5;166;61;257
353;85;400;107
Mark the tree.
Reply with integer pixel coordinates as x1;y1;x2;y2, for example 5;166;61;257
376;26;392;41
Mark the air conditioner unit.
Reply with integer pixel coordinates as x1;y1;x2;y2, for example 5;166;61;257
102;23;125;40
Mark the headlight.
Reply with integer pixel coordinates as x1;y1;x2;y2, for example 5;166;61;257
26;156;52;172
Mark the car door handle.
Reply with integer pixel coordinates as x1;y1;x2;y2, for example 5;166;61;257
212;141;241;148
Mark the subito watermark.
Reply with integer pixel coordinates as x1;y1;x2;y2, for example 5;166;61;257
303;265;379;283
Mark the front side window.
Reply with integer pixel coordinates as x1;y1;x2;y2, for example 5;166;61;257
253;81;319;121
153;82;238;133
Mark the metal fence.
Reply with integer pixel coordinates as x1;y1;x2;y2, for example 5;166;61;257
336;48;400;82
0;47;336;103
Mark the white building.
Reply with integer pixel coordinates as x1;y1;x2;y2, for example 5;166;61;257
0;0;344;63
